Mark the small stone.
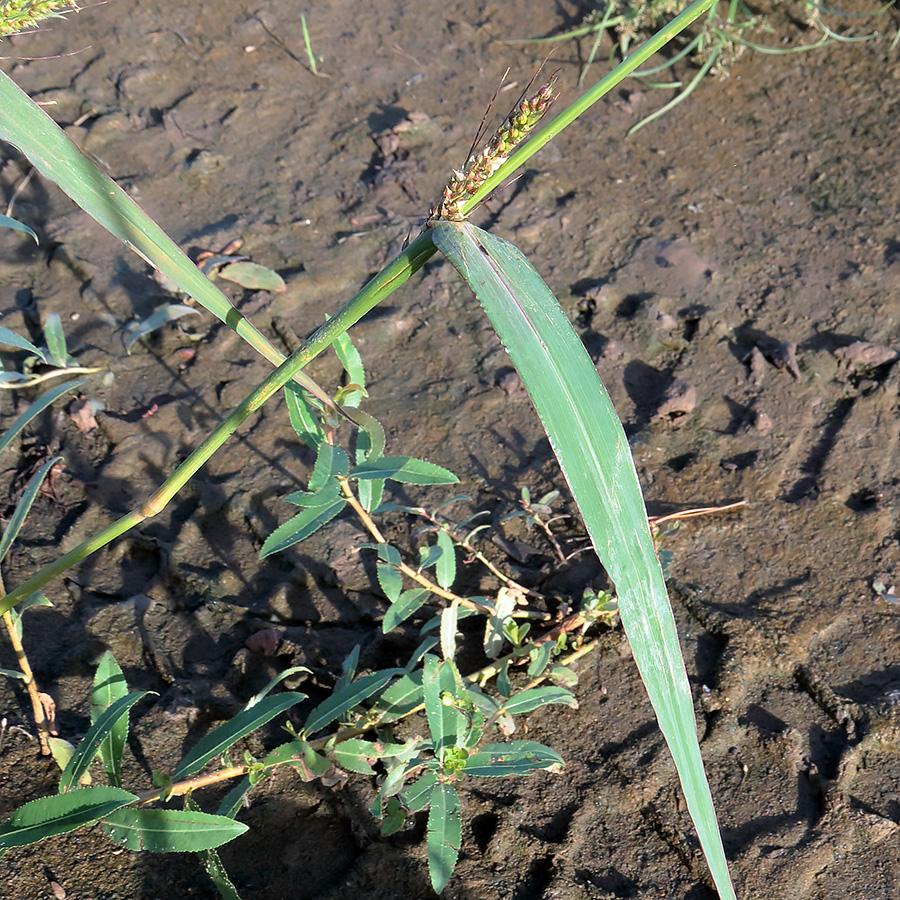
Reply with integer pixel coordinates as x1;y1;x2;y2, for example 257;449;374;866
834;340;899;371
754;411;773;434
654;377;696;420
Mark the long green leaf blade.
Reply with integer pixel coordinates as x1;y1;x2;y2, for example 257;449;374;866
59;692;150;793
350;457;458;485
0;71;306;378
464;740;564;777
303;670;401;736
426;782;461;893
0;787;137;849
99;807;247;852
172;692;307;781
0;380;84;457
91;651;130;787
0;455;62;564
431;221;736;900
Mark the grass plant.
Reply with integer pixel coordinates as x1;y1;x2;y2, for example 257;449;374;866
0;0;741;896
514;0;897;132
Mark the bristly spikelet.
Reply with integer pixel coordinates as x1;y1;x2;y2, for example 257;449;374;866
431;74;557;222
0;0;78;38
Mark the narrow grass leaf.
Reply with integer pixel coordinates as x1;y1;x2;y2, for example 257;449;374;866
99;807;247;852
0;212;38;243
59;692;150;793
0;456;63;562
383;588;429;633
0;325;44;360
0;71;299;372
304;670;401;736
0;380;84;457
259;500;347;558
0;786;137;849
90;651;129;787
427;782;461;893
172;692;307;780
350;456;458;485
0;667;25;679
432;221;736;900
464;740;564;777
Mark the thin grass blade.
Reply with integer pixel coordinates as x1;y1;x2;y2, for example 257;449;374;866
0;455;64;563
0;380;84;457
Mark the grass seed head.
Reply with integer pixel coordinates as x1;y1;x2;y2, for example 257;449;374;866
0;0;79;37
430;72;558;222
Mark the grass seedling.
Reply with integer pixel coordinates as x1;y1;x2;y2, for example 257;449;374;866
300;13;319;75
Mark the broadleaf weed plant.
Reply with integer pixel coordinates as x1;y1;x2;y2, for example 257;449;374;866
0;0;742;896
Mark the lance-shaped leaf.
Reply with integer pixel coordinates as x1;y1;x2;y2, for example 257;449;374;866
431;221;736;900
501;685;577;717
383;588;429;633
422;655;466;761
90;652;130;787
464;740;563;777
99;807;247;852
435;529;457;589
259;500;347;558
0;456;63;564
349;456;458;485
303;669;402;736
0;380;84;457
427;782;461;893
59;692;150;793
172;692;307;781
0;212;38;242
0;325;45;359
368;670;424;725
0;787;137;849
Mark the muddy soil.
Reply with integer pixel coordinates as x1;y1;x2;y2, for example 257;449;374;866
2;1;900;898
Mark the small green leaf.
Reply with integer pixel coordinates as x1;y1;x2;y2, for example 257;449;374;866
0;667;26;679
435;530;456;589
43;313;68;365
484;588;516;659
0;456;63;565
284;479;344;509
331;738;377;775
427;782;461;893
422;655;466;761
0;212;38;243
464;741;564;777
91;651;129;787
368;671;423;725
400;770;438;812
383;588;429;633
47;738;84;782
550;666;578;688
0;787;137;849
332;330;365;409
217;261;286;292
307;443;349;492
201;843;244;900
376;543;402;603
284;382;323;449
380;796;406;836
418;543;442;572
172;692;307;781
0;380;85;458
527;640;553;678
0;325;44;359
502;686;577;717
60;692;150;793
259;499;347;558
350;456;458;485
99;807;247;852
125;304;200;353
304;669;401;736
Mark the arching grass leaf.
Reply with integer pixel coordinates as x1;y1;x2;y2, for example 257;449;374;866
431;220;736;900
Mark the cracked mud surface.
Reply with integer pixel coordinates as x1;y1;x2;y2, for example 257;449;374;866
2;1;900;898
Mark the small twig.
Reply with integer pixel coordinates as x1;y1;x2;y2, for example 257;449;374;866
649;499;746;528
337;476;494;616
5;167;35;219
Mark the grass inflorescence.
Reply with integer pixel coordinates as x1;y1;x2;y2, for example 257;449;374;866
0;0;78;37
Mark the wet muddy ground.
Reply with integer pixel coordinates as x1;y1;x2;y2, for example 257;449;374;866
2;1;900;898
